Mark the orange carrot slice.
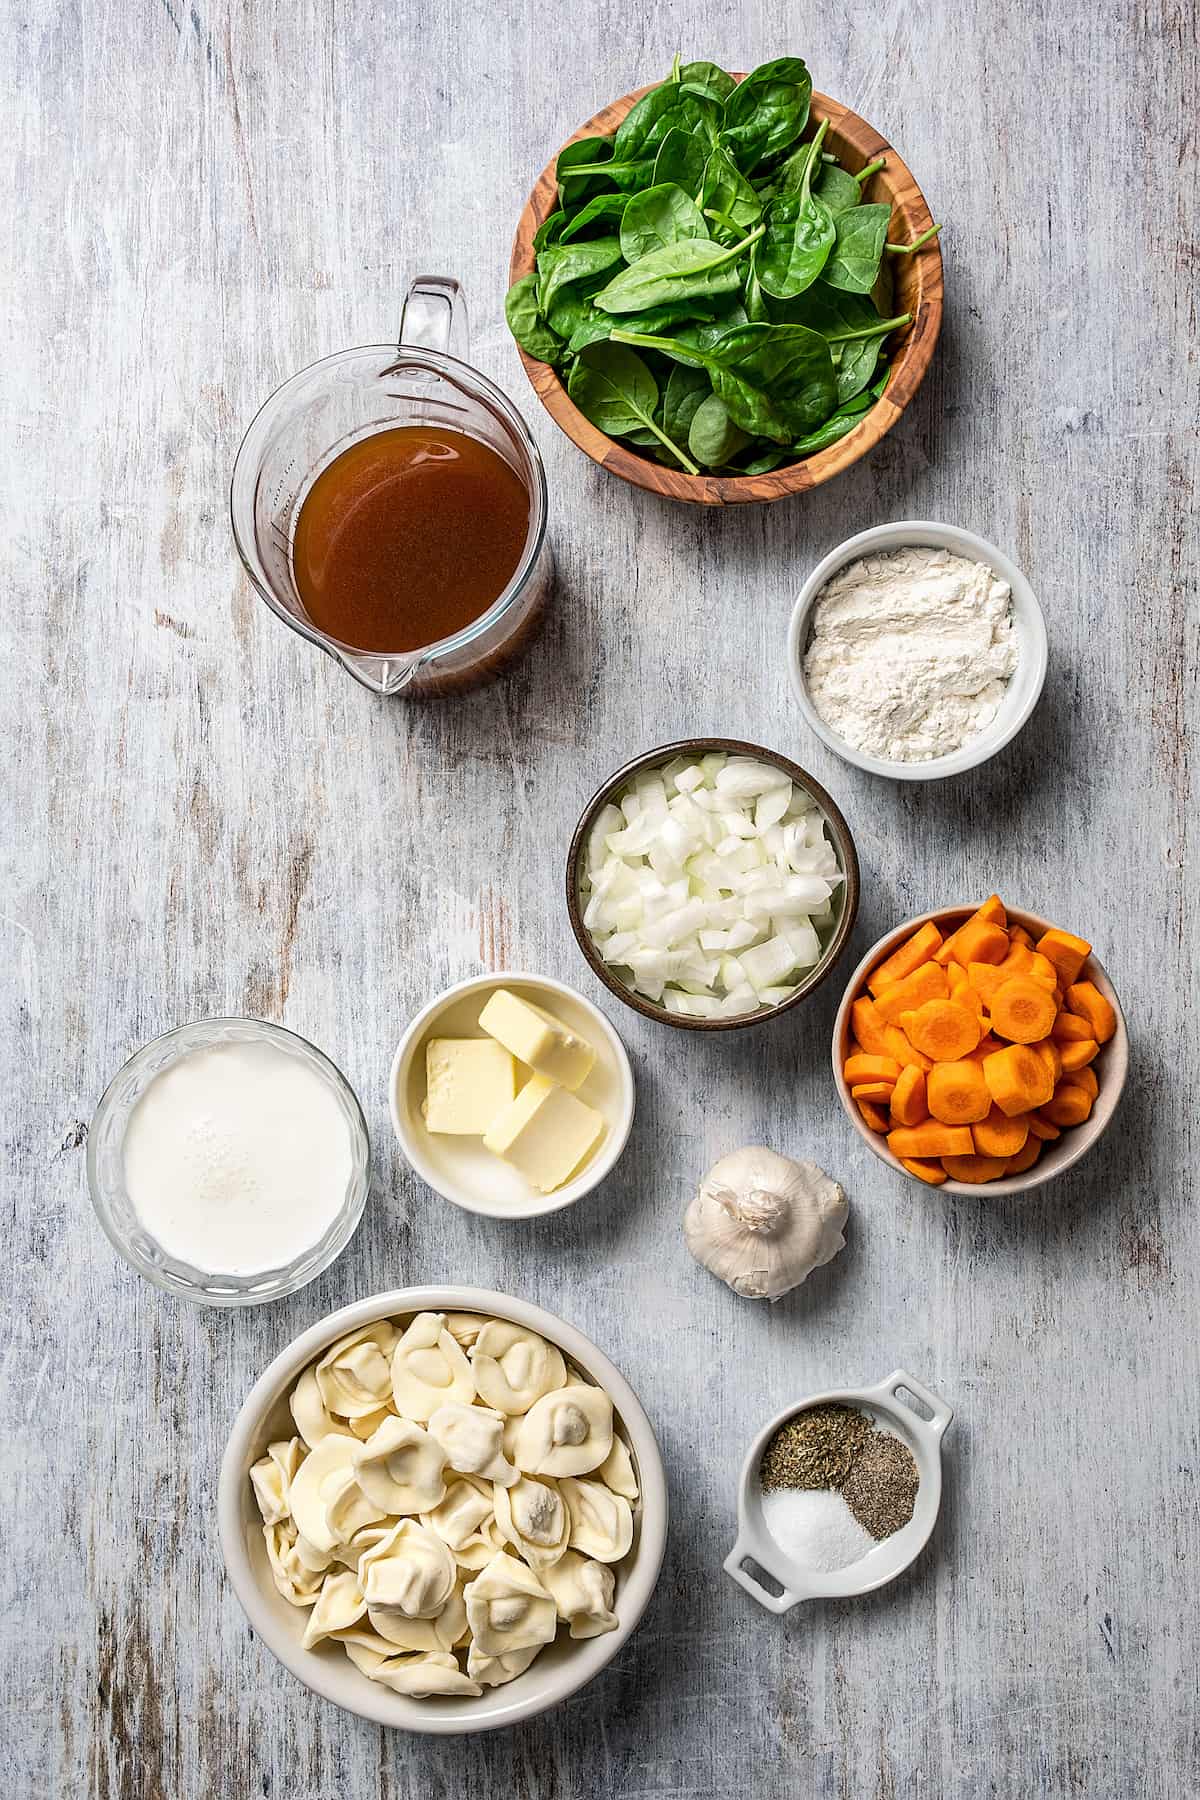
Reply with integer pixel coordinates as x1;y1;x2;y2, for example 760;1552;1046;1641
903;999;982;1062
1036;927;1092;988
889;1065;927;1127
941;1154;1009;1184
887;1123;975;1159
901;1156;947;1186
867;921;943;995
926;1059;990;1125
990;978;1057;1044
973;1106;1030;1158
1064;981;1116;1044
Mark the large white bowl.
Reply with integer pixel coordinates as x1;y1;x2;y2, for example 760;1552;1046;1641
218;1287;669;1734
390;973;635;1219
787;520;1048;780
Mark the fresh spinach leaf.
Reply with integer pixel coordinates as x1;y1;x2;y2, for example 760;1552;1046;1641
812;160;861;215
619;182;709;263
558;193;628;242
611;321;837;441
676;59;737;101
823;203;890;292
613;84;723;164
756;120;834;298
504;274;564;365
556;136;614;204
536;237;624;314
699;144;763;234
567;300;725;354
567;342;700;472
533;211;568;251
737;446;790;474
661;364;712;444
593;226;763;314
652;126;709;196
790;395;875;456
687;392;751;466
721;57;812;170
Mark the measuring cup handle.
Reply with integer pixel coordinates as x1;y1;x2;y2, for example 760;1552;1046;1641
723;1534;801;1614
870;1368;954;1437
399;276;470;360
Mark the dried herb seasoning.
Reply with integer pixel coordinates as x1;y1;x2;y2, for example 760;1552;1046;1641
759;1403;872;1492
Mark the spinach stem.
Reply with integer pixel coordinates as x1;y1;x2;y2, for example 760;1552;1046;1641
886;223;942;254
855;157;886;186
703;205;743;237
825;312;912;345
638;407;701;475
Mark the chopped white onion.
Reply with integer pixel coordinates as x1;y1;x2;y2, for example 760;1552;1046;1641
579;753;843;1014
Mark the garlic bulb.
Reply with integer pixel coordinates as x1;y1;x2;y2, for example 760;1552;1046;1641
683;1147;847;1302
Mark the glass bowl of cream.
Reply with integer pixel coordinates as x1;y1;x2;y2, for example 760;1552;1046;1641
88;1017;371;1306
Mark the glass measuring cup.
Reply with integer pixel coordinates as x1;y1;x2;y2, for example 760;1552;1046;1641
230;277;551;696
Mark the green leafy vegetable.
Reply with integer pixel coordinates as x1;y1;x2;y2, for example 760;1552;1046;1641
505;274;565;364
567;342;700;473
822;203;891;292
506;53;942;472
619;183;709;263
594;226;763;314
721;57;812;169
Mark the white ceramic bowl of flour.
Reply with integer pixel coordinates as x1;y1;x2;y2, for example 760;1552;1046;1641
787;521;1048;780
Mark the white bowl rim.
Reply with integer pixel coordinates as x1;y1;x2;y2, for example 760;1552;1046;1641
723;1367;953;1611
218;1285;670;1735
832;904;1129;1197
388;972;636;1219
786;520;1049;781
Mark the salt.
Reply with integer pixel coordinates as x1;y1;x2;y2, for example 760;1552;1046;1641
760;1486;876;1572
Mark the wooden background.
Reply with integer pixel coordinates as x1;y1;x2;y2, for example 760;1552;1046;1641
4;2;1197;1795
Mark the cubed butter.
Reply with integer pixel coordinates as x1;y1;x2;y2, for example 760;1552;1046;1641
482;1074;605;1193
423;1038;516;1135
477;989;596;1091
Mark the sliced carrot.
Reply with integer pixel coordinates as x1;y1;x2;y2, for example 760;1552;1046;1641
1059;1037;1100;1072
975;895;1007;926
844;1053;901;1087
966;962;1010;1007
887;1123;975;1160
1026;1112;1061;1141
1033;1039;1063;1087
948;970;986;1019
1052;1011;1094;1043
941;1154;1009;1184
926;1059;990;1125
873;960;949;1022
973;1106;1030;1158
856;1098;890;1134
868;921;943;995
1036;927;1092;988
966;1032;1004;1062
901;1156;947;1186
1004;1136;1043;1175
982;1044;1053;1117
1065;1064;1099;1100
903;999;982;1062
889;1064;928;1127
852;1081;896;1102
1025;953;1059;991
1008;924;1033;948
883;1025;933;1073
935;918;1009;968
1041;1084;1092;1127
989;978;1057;1044
1065;981;1116;1044
850;996;892;1057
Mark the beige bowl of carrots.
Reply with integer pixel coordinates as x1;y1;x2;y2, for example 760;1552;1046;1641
832;899;1128;1197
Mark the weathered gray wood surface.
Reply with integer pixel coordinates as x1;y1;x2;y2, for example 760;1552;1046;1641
4;2;1197;1795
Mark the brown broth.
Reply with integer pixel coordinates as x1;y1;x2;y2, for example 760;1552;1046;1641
291;426;530;654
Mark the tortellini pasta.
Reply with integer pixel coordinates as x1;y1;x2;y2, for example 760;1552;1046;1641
250;1308;638;1702
512;1385;613;1477
390;1312;475;1421
540;1550;619;1639
470;1321;566;1415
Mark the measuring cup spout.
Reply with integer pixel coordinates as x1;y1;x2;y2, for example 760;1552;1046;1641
334;648;423;695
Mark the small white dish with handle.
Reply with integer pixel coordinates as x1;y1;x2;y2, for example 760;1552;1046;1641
724;1368;952;1612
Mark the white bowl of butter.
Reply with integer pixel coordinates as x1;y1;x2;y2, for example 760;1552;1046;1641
390;974;635;1218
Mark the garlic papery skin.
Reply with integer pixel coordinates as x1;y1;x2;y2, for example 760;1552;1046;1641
683;1147;847;1302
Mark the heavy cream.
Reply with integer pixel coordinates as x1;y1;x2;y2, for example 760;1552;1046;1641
122;1039;354;1275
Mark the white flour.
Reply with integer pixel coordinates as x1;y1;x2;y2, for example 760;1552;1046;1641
802;546;1019;763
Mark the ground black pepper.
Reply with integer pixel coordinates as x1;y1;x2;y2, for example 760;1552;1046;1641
840;1432;919;1538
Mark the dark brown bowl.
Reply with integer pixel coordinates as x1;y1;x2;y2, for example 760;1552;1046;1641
510;80;943;505
565;738;860;1031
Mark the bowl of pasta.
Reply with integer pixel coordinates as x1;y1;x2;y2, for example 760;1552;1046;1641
218;1287;668;1733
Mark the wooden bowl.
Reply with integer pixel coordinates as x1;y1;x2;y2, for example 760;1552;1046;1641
832;906;1129;1198
565;738;860;1031
509;81;943;505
